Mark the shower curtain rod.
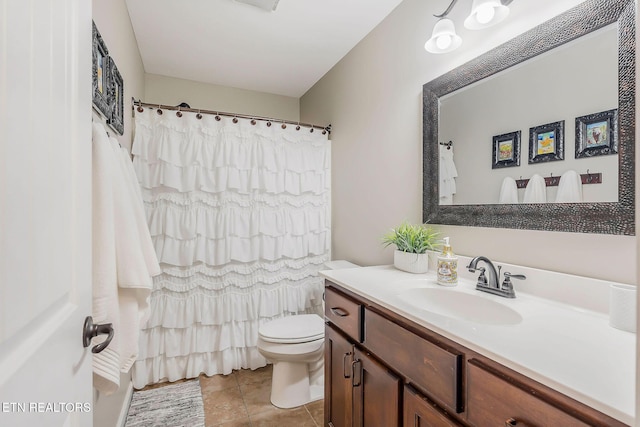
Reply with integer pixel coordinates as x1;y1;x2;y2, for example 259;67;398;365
131;98;331;134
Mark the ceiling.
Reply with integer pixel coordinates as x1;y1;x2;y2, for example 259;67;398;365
125;0;404;98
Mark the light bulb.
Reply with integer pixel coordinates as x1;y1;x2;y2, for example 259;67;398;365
475;4;495;24
436;34;452;50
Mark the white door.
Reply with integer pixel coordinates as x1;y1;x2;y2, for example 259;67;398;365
0;1;93;426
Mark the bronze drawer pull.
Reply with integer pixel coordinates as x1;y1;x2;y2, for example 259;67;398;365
351;359;362;387
505;418;517;426
330;307;349;317
343;351;353;378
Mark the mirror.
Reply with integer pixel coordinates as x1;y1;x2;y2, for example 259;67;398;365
441;25;618;205
423;0;635;235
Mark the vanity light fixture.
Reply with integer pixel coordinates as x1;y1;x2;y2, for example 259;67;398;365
425;0;513;54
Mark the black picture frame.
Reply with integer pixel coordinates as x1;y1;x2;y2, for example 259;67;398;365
575;109;618;158
92;21;110;119
492;131;521;169
107;59;124;135
528;121;564;164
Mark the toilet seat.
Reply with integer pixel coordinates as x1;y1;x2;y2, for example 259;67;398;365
259;314;324;344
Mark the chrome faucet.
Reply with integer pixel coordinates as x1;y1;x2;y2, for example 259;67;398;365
466;256;525;298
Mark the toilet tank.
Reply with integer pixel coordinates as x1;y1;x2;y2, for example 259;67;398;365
323;260;359;270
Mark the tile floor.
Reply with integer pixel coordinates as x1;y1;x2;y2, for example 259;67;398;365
140;365;323;427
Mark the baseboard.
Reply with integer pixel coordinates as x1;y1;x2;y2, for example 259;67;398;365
117;381;134;427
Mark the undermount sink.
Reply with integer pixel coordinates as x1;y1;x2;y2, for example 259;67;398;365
396;287;523;325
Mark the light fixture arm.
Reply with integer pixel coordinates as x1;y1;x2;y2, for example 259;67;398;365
433;0;460;18
434;0;513;18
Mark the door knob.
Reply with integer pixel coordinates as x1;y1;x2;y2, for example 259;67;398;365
83;316;114;354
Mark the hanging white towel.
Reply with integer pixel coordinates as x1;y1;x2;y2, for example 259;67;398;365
555;170;583;203
92;123;162;394
498;177;519;204
109;138;161;373
523;174;547;203
91;123;121;394
439;144;458;205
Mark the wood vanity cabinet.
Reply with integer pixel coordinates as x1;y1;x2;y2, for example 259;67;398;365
324;290;401;427
324;282;628;427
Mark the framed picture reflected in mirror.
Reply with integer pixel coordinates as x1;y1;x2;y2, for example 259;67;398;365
528;121;565;164
575;109;618;159
492;130;521;169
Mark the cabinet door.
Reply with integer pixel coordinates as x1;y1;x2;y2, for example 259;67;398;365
404;386;462;427
352;349;401;427
326;325;354;427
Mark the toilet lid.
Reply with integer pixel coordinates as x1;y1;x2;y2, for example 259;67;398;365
259;314;324;344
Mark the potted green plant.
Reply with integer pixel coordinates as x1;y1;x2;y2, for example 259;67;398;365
382;222;440;273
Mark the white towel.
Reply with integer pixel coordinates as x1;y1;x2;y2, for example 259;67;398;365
439;145;458;205
92;124;162;394
555;170;583;203
498;177;519;204
91;123;122;394
109;138;161;373
523;174;547;203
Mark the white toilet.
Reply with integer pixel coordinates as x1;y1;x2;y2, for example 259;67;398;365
257;260;359;409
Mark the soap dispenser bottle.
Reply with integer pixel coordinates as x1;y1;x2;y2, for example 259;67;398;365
437;237;458;286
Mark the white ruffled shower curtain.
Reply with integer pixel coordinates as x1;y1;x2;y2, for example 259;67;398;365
130;108;330;388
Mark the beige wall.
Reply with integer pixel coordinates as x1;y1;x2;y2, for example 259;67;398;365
144;73;300;121
300;0;636;284
92;0;146;425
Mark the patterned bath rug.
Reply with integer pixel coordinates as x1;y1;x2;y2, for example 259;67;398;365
125;379;205;427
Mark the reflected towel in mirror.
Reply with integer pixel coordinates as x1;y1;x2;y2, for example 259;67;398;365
498;177;518;204
439;144;458;205
523;174;547;203
555;170;583;203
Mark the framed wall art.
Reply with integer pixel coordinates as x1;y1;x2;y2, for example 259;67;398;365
575;109;618;159
92;21;110;119
107;59;124;135
528;120;564;164
492;130;521;169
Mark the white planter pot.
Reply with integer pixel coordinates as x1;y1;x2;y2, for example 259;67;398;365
393;250;429;274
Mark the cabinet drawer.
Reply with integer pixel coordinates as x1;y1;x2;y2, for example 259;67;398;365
467;359;592;427
404;386;462;427
325;286;363;342
364;308;463;413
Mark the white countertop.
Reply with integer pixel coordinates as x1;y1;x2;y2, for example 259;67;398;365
320;265;636;425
